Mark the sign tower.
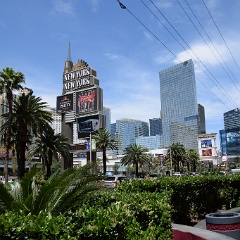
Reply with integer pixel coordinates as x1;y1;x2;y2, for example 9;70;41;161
56;44;103;169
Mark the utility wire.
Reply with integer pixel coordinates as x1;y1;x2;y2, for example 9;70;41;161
145;0;238;108
176;0;238;106
202;0;240;72
183;0;240;92
116;0;232;110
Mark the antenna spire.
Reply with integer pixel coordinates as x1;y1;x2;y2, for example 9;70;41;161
67;42;72;61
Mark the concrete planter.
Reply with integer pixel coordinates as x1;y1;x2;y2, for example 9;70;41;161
206;211;240;240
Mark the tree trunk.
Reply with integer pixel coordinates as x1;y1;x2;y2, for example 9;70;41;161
135;161;139;178
46;163;51;179
102;148;107;175
18;141;26;179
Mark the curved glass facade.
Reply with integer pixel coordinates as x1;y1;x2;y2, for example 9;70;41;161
159;60;199;149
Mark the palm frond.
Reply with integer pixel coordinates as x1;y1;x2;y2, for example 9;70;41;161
0;183;16;213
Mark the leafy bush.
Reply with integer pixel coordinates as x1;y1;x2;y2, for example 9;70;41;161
0;191;173;239
116;175;240;225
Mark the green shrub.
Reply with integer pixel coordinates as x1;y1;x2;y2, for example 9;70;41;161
0;191;173;240
116;175;240;225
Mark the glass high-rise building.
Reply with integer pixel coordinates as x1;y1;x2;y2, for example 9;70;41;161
116;118;149;154
103;107;111;133
136;135;162;150
149;118;162;136
224;108;240;130
159;59;200;150
198;104;206;134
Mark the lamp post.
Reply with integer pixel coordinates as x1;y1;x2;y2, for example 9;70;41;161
170;146;173;176
89;131;92;164
2;84;9;184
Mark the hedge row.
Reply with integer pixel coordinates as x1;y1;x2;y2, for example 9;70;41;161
116;174;240;225
0;191;173;240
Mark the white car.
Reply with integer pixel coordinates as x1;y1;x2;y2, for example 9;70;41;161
173;172;183;176
104;175;127;188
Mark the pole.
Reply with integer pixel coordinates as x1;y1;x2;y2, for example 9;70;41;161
170;147;172;176
4;152;8;184
90;131;92;164
3;84;8;185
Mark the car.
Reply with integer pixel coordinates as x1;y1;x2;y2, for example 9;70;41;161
104;175;127;188
189;172;200;176
173;172;183;176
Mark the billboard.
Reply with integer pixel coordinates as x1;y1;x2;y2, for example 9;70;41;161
226;130;240;155
202;149;212;156
76;88;100;115
201;139;212;148
77;115;100;133
56;94;73;113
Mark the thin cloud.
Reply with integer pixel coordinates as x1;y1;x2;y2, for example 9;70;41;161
174;41;228;66
89;0;99;12
105;53;120;60
52;0;74;15
154;0;173;9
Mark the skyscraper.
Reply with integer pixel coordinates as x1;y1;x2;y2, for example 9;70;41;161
224;108;240;130
198;104;206;134
149;118;162;136
103;107;111;133
116;118;149;154
159;59;200;150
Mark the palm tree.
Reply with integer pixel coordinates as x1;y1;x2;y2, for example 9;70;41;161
1;93;52;179
0;67;25;183
167;142;186;172
27;127;71;179
187;148;200;172
121;144;149;178
93;128;118;175
0;164;105;216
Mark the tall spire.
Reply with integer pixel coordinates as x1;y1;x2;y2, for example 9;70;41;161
67;42;72;62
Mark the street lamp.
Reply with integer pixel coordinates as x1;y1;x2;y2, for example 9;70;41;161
169;146;173;176
2;84;9;184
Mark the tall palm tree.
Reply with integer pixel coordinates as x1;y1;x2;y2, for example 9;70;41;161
121;144;149;178
0;67;25;183
1;93;52;179
0;164;105;216
187;148;200;172
167;142;186;172
93;128;118;175
28;127;71;179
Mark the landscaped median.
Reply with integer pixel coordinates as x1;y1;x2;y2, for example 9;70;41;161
116;174;240;225
0;191;173;239
1;173;240;239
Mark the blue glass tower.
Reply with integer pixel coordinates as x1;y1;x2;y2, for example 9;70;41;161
103;107;111;133
159;60;199;150
116;118;149;154
149;118;162;136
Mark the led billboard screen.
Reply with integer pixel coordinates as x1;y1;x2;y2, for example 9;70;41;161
201;139;212;148
76;88;98;115
202;149;212;156
56;94;73;113
77;115;100;133
226;130;240;155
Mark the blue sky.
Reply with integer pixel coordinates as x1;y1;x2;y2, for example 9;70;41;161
1;0;240;146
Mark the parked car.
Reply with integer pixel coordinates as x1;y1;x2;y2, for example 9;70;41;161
104;175;127;188
189;172;200;176
173;172;183;176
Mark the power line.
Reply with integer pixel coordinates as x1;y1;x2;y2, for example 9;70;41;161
202;0;240;72
143;0;238;108
176;0;239;105
182;0;240;92
115;0;232;110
